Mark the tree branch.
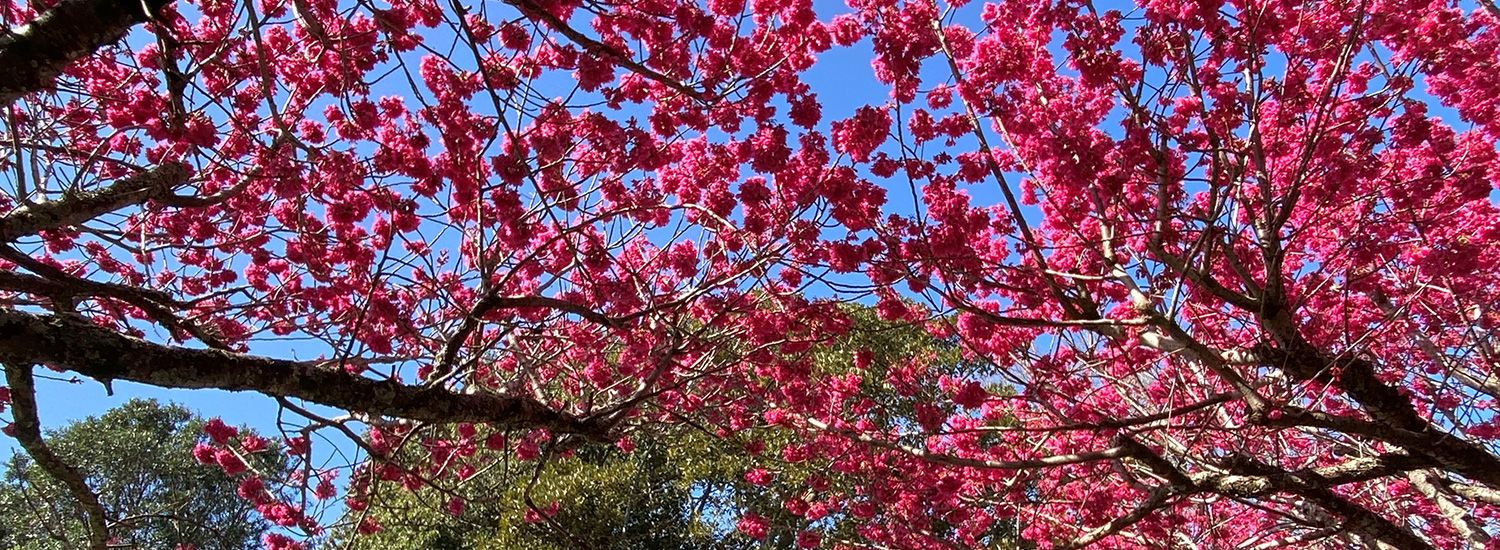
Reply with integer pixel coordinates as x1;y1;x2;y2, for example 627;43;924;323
1195;453;1430;496
0;0;176;105
0;309;607;438
432;293;622;379
1055;487;1176;550
1407;470;1490;548
0;246;229;348
1257;343;1500;490
1197;454;1436;550
3;362;110;550
1116;436;1433;549
0;162;190;242
804;417;1134;470
504;0;705;102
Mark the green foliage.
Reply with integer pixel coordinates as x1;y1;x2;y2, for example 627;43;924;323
0;399;273;550
344;435;742;550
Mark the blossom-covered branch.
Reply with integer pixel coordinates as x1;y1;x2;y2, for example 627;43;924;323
0;0;175;105
0;309;604;436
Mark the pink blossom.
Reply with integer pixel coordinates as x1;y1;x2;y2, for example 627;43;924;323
736;513;769;539
202;418;237;445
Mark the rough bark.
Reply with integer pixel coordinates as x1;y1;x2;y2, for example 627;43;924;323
0;0;175;105
1258;341;1500;490
1120;436;1436;549
0;162;190;242
1408;470;1491;548
0;309;605;437
1198;454;1437;550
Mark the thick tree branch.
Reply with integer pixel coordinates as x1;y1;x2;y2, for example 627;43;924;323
1196;454;1436;550
0;247;228;347
0;309;606;437
0;162;190;241
1407;470;1490;548
0;0;175;105
1118;436;1433;549
1257;342;1500;490
1444;479;1500;506
1195;453;1430;496
3;362;110;550
0;249;178;306
1055;487;1176;550
1314;490;1433;550
0;269;84;300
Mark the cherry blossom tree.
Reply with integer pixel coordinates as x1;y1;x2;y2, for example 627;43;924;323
2;0;1500;547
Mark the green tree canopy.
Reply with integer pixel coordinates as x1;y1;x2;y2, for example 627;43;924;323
0;399;276;550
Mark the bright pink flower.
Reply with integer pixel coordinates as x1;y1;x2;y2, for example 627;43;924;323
744;468;773;486
236;476;269;504
736;513;769;539
313;479;337;500
202;418;237;445
952;381;988;409
191;443;217;465
239;434;268;453
284;436;309;456
262;533;306;550
356;517;382;535
214;449;246;476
